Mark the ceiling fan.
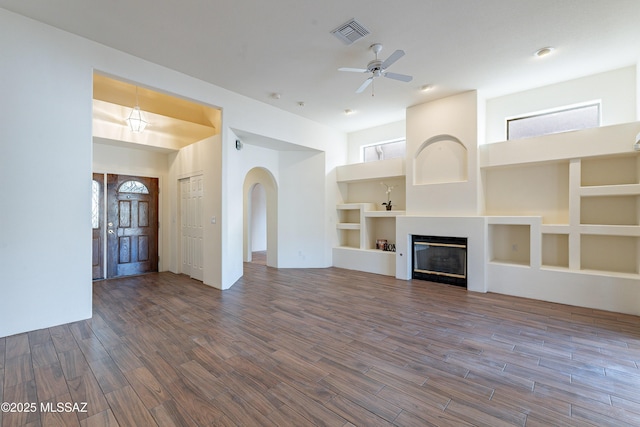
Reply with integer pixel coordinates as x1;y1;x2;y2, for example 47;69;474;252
339;43;413;94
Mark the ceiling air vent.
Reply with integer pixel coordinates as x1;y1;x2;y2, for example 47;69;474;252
331;19;370;45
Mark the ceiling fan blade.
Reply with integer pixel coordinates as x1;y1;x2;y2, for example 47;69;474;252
381;49;405;69
384;72;413;82
339;67;368;73
356;77;373;93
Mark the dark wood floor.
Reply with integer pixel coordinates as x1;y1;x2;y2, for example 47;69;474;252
2;264;640;426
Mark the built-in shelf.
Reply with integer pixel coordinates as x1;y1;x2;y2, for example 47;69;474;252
576;269;640;280
333;246;397;276
581;154;639;187
580;195;639;226
579;183;640;196
334;160;407;277
542;233;569;268
579;224;640;236
336;158;405;183
335;123;640;288
336;203;403;255
581;234;638;274
489;223;531;266
480;127;640;282
336;223;360;230
540;224;571;233
336;203;373;249
364;210;405;217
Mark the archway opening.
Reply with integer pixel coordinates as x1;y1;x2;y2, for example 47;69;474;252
249;183;267;264
243;167;278;268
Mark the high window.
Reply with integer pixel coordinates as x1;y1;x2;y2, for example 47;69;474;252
507;102;601;140
363;139;406;162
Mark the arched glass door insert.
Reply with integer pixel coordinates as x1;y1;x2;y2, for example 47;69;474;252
118;180;149;194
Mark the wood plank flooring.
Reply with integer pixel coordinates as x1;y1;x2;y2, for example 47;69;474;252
2;263;640;426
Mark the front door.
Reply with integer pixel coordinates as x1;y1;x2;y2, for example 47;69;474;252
106;174;159;278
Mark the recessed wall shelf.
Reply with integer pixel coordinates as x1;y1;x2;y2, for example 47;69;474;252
334;162;406;276
481;122;640;287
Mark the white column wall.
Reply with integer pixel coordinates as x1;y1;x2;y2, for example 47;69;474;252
225;140;280;288
277;151;327;267
406;91;480;216
1;11;94;337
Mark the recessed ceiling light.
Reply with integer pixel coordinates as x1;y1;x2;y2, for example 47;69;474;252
420;84;433;92
534;47;555;58
298;101;305;107
344;109;354;115
270;92;281;99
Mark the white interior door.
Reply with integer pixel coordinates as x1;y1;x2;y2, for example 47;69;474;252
180;175;204;281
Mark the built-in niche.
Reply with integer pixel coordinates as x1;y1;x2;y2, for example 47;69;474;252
542;233;569;268
414;134;468;185
581;235;638;274
490;224;530;266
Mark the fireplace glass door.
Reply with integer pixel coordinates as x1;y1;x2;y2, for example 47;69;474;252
412;235;467;287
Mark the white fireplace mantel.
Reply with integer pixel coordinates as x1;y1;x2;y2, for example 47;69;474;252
396;216;488;293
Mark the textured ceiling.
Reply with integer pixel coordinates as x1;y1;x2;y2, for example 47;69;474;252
2;0;640;133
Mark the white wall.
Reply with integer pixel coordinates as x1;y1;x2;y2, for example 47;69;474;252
347;120;406;164
0;8;346;336
0;11;94;337
637;64;640;120
277;151;327;267
485;66;637;143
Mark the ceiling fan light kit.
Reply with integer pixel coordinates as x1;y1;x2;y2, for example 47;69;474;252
339;43;413;94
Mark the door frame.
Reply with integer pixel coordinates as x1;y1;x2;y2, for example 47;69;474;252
178;174;204;281
92;172;161;279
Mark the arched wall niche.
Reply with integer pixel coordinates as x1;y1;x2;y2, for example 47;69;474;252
243;167;278;267
414;134;468;185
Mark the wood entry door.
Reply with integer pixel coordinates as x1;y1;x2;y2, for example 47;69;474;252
106;174;159;278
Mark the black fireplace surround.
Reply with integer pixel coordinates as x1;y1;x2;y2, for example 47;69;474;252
412;235;467;287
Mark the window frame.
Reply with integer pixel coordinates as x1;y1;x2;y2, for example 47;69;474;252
506;101;601;141
361;138;406;163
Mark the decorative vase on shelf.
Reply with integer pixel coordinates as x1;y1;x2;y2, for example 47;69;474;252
381;182;393;211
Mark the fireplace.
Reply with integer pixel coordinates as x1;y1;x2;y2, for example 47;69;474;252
412;235;467;287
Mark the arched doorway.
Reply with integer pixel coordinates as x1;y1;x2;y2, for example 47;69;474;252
249;183;267;264
243;167;278;267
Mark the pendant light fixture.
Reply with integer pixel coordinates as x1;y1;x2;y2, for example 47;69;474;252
126;86;148;133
